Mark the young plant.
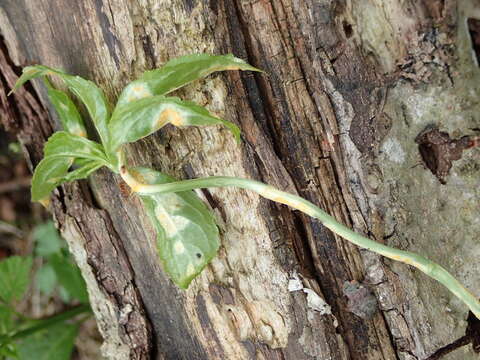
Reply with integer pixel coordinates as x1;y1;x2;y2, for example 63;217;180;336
0;222;91;359
10;54;480;319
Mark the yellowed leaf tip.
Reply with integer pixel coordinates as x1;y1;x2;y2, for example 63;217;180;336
38;197;51;209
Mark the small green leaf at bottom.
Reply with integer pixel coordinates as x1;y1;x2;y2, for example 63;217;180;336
132;167;220;289
17;322;78;360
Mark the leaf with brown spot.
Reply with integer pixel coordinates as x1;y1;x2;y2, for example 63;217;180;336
108;96;240;152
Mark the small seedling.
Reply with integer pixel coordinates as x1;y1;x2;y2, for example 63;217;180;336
10;54;480;319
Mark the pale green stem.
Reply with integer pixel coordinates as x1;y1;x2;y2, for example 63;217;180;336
119;165;480;319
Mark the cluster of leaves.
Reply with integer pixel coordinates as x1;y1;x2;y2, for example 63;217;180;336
12;54;260;288
0;221;90;359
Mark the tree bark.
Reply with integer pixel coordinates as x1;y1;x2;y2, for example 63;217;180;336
1;1;479;359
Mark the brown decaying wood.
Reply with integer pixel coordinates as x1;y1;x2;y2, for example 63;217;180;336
0;1;474;359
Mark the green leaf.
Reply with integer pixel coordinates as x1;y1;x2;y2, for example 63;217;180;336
44;131;107;162
109;96;240;151
0;341;18;359
9;65;65;94
33;222;63;257
17;322;78;360
57;160;103;183
0;305;16;358
44;79;87;138
117;53;261;105
133;167;220;288
0;256;32;303
30;133;105;202
49;254;88;303
11;65;110;146
58;287;70;303
30;156;72;202
73;158;93;167
0;304;13;334
64;75;110;145
35;265;57;297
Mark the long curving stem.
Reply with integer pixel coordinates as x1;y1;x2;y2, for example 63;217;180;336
120;166;480;319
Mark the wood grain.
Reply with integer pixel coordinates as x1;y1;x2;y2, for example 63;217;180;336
1;0;477;359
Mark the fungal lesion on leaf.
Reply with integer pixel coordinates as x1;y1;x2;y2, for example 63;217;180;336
155;108;183;128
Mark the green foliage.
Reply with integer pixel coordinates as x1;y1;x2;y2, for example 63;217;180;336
33;221;88;303
48;254;88;304
133;167;220;288
0;304;17;358
0;343;17;359
17;322;78;360
10;53;258;289
30;157;72;202
44;79;87;138
31;132;108;201
117;53;261;105
12;65;111;146
0;222;90;360
7;143;21;154
43;132;107;161
35;265;57;297
60;75;111;145
33;222;63;257
108;96;240;151
0;257;32;304
9;65;65;93
57;160;103;184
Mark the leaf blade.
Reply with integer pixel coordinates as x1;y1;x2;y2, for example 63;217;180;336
31;156;72;202
109;96;240;151
11;65;110;145
44;79;87;138
9;65;66;94
64;75;110;145
57;160;103;183
33;221;63;257
44;131;107;162
17;322;78;360
49;253;89;303
133;167;220;288
31;132;105;202
35;265;57;297
117;53;261;105
0;256;33;303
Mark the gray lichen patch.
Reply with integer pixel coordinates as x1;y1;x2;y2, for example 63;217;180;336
363;2;480;358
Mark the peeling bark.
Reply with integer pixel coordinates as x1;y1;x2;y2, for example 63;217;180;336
1;1;479;359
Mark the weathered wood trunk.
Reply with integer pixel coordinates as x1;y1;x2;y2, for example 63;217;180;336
1;1;479;359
